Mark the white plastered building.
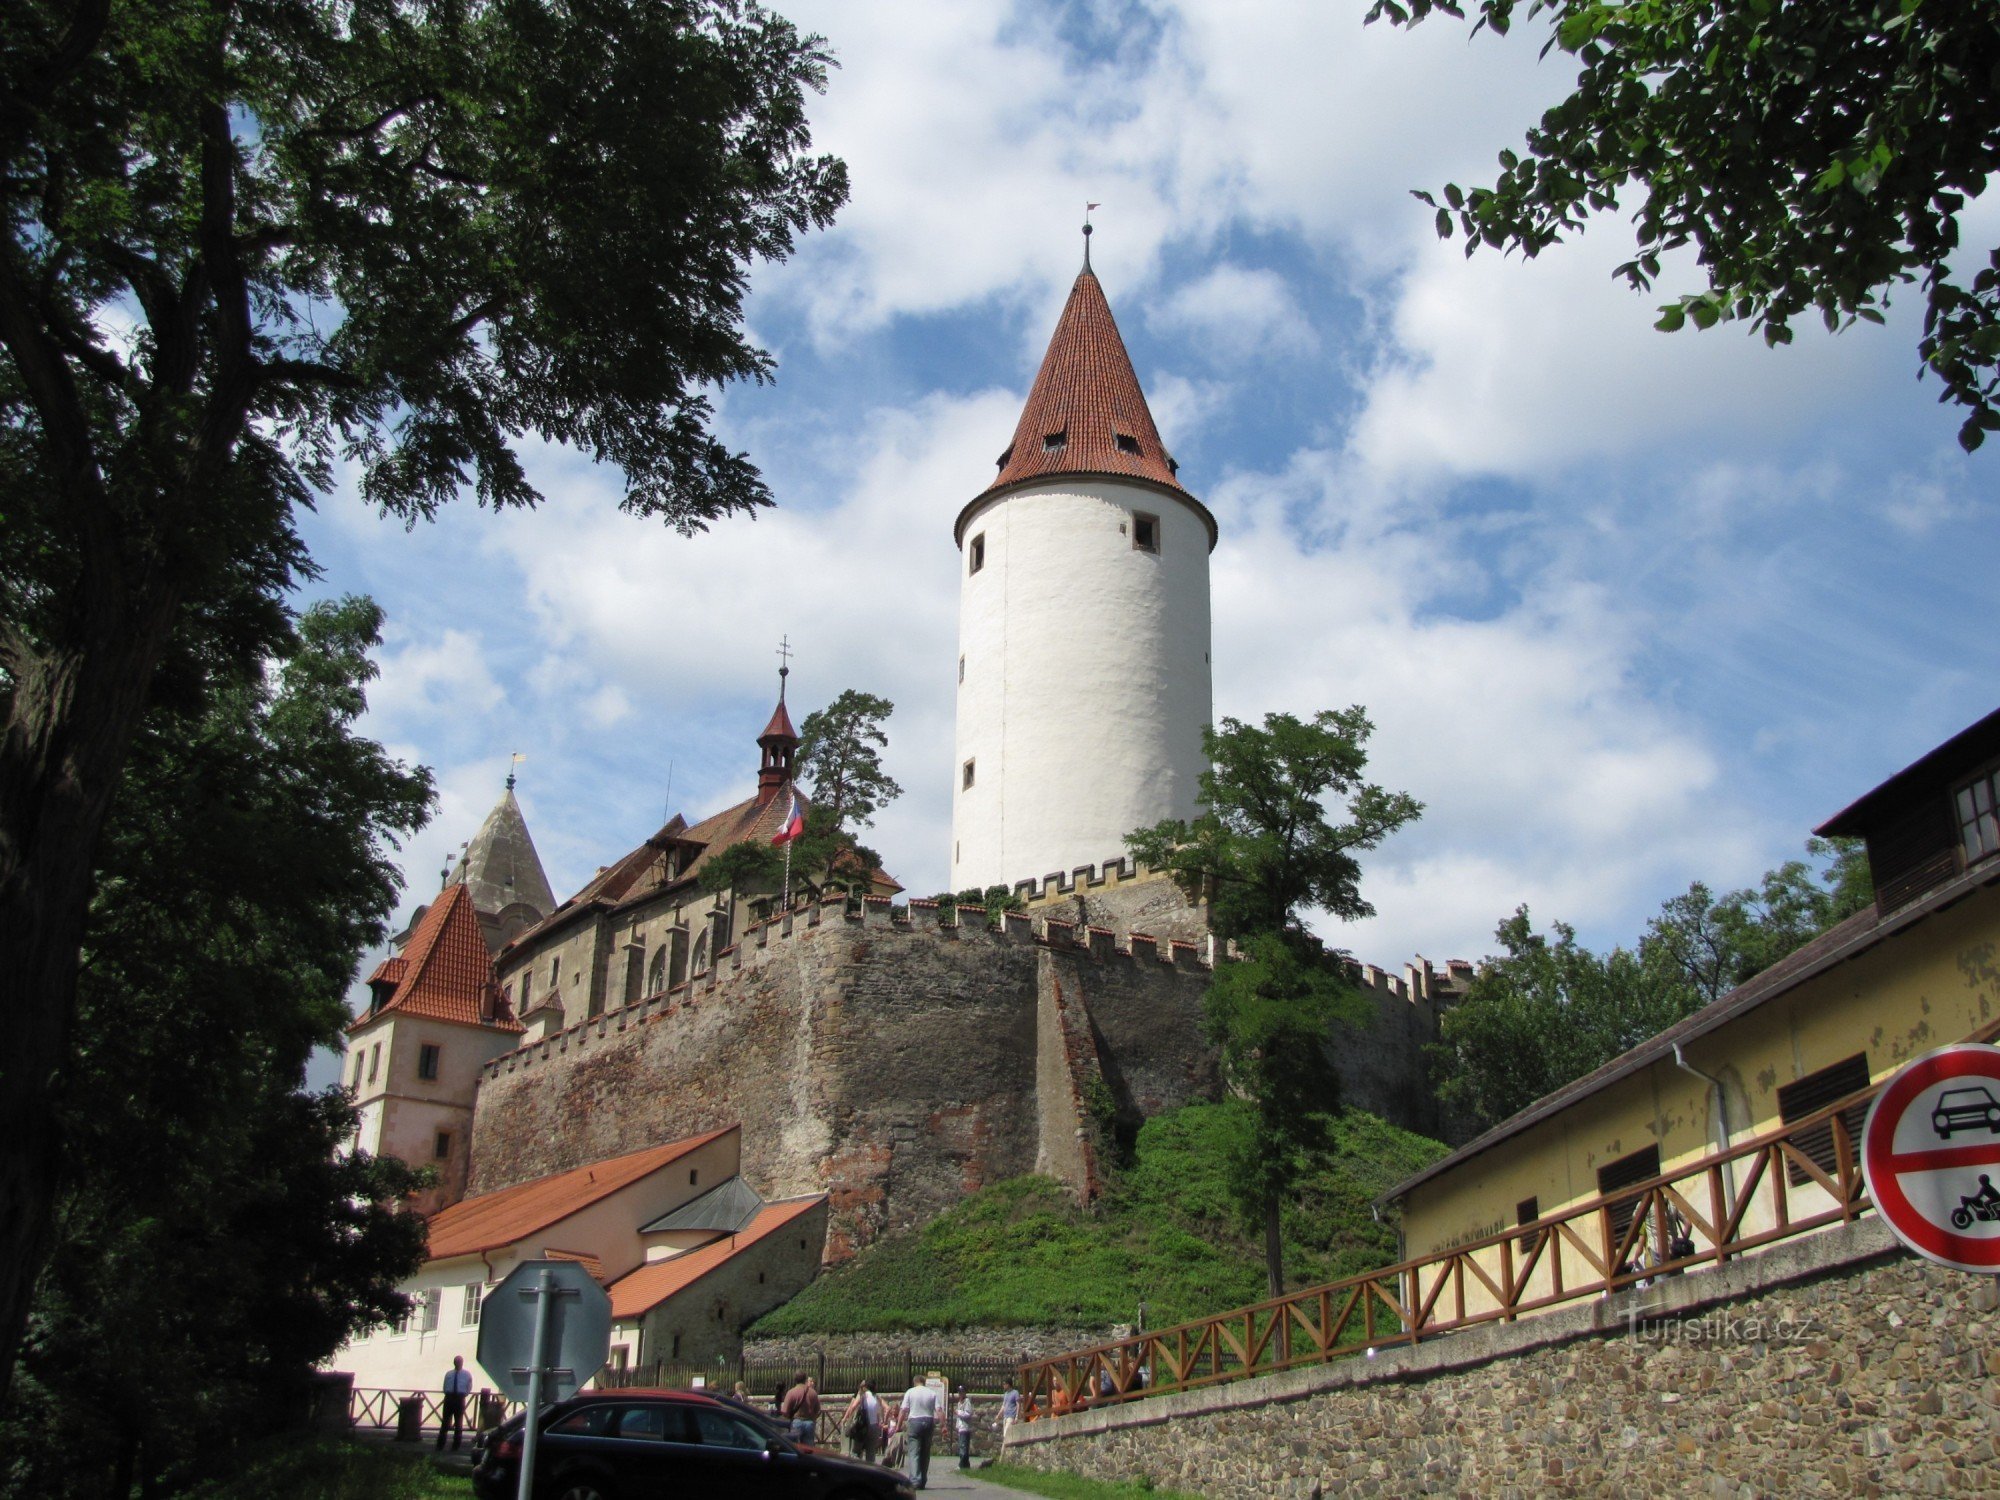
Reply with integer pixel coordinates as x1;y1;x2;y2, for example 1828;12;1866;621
951;239;1217;894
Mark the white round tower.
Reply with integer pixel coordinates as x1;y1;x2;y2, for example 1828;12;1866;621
950;240;1216;894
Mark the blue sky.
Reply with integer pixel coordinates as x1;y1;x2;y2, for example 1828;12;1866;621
300;0;1998;1063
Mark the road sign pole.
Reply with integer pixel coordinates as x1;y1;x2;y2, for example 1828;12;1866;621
516;1267;554;1500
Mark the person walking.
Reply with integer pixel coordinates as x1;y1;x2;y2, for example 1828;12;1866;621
841;1379;883;1464
999;1379;1021;1444
780;1371;821;1445
953;1386;975;1469
436;1355;474;1451
898;1376;942;1489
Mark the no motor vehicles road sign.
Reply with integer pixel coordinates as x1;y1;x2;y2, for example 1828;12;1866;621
1862;1042;2000;1273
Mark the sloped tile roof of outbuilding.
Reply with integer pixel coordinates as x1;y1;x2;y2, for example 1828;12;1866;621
607;1194;825;1319
424;1127;737;1261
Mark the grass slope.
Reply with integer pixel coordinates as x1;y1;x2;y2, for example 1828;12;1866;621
752;1103;1446;1337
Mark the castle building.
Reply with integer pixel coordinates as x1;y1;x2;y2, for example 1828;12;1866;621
951;232;1217;895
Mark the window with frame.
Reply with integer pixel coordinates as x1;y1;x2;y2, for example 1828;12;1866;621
417;1288;441;1334
462;1282;482;1328
1778;1052;1871;1186
550;954;562;989
1596;1144;1661;1257
520;969;534;1010
418;1043;441;1081
1131;512;1159;553
392;1303;413;1336
647;945;668;996
434;1130;452;1161
1958;766;2000;866
367;1043;380;1084
1515;1195;1540;1250
969;534;985;574
962;759;976;791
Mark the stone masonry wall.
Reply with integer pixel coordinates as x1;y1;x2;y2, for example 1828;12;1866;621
469;904;1218;1262
1007;1218;2000;1497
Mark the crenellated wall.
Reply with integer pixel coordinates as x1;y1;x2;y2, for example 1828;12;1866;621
468;898;1220;1261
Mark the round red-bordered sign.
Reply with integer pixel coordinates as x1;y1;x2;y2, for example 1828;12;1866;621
1862;1042;2000;1273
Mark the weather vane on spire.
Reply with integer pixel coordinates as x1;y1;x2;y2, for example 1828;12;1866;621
776;634;793;701
1083;202;1100;270
506;750;525;792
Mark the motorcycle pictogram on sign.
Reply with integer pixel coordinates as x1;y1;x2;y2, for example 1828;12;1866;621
1862;1043;2000;1274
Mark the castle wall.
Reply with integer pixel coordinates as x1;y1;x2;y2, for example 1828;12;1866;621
469;902;1220;1262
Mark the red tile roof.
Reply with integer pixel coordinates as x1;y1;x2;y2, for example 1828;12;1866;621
961;268;1215;548
425;1128;738;1262
544;1247;607;1282
350;883;520;1035
607;1195;825;1318
760;699;799;743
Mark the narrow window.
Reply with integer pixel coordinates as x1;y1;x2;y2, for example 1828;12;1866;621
690;1169;699;1186
958;655;965;684
1958;768;2000;865
1596;1144;1661;1259
1042;430;1067;452
418;1043;441;1081
692;932;709;977
1779;1052;1872;1185
624;944;645;1005
1114;432;1140;456
969;534;985;574
367;1043;380;1084
669;1334;680;1360
520;969;534;1010
462;1283;483;1328
1132;512;1159;553
647;946;668;995
962;759;976;790
668;928;688;990
550;954;561;988
434;1130;452;1160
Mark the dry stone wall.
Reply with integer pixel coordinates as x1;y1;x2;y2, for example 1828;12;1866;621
1007;1219;2000;1497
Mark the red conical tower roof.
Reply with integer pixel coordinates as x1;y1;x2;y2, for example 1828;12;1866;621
960;264;1213;548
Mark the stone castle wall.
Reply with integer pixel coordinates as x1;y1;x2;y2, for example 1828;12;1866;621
1007;1218;1999;1497
468;900;1219;1260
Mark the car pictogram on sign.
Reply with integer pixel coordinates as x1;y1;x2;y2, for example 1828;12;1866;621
1863;1042;2000;1274
1931;1085;2000;1138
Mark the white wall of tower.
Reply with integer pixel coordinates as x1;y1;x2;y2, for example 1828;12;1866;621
951;478;1212;893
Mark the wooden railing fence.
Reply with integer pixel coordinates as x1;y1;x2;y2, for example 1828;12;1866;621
1018;1081;1883;1417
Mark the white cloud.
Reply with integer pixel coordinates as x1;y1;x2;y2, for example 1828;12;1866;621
1151;264;1318;361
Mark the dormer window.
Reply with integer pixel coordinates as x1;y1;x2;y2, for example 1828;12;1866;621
969;534;985;574
1165;453;1180;475
1115;432;1140;456
1042;430;1067;453
1958;767;2000;865
996;445;1014;469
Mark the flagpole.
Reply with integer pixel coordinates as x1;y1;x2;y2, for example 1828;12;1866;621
782;780;794;910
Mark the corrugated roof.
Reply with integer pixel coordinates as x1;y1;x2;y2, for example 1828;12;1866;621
639;1175;765;1235
425;1128;737;1261
350;883;519;1034
607;1195;824;1319
958;266;1216;549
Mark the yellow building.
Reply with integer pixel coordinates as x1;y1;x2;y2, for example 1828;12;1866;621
1384;706;2000;1320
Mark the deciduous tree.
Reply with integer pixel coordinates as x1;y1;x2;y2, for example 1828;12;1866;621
1368;0;2000;448
1131;709;1422;1296
0;0;845;1397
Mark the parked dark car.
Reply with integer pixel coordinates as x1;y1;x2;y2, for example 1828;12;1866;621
471;1388;916;1500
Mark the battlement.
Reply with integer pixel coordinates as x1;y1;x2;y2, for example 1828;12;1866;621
481;892;1216;1083
1010;855;1163;904
1344;954;1476;1008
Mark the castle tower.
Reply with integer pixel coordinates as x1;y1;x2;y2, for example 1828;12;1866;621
443;777;557;953
950;235;1217;893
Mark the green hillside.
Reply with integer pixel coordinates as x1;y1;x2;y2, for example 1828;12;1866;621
750;1103;1447;1337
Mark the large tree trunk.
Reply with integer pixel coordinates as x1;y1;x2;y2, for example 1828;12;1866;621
1263;1191;1285;1302
0;594;177;1404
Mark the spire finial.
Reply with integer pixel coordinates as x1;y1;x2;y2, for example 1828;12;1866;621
1083;202;1099;271
775;634;793;703
506;750;524;792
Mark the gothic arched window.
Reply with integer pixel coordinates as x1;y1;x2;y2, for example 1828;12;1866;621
647;945;667;996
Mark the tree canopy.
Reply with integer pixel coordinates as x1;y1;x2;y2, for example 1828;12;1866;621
797;689;902;832
0;0;845;1399
0;598;432;1498
1367;0;2000;449
1131;708;1422;1296
1431;839;1875;1135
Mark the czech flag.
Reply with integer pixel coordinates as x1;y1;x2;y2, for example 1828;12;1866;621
772;788;805;845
